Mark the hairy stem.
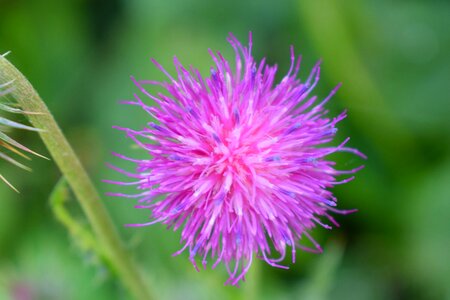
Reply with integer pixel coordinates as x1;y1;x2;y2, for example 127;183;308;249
0;55;153;300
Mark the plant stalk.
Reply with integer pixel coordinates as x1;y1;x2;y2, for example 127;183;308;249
0;55;153;300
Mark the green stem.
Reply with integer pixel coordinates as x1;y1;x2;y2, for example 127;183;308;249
0;55;153;300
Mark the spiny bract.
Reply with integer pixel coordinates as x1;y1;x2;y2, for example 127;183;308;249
0;60;43;192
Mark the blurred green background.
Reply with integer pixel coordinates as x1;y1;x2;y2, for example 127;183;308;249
1;0;449;299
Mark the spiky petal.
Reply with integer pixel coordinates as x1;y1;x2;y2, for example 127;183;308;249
108;33;365;285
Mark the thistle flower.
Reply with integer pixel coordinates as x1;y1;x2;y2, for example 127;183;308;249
0;67;44;192
108;33;365;285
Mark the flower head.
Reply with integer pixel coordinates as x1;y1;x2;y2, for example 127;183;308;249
108;33;365;285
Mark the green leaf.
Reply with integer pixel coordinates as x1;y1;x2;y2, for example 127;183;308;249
49;177;110;278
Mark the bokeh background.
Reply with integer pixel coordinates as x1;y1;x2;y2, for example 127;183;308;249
1;0;449;299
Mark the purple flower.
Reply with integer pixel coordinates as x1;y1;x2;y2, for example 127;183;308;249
107;33;365;285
